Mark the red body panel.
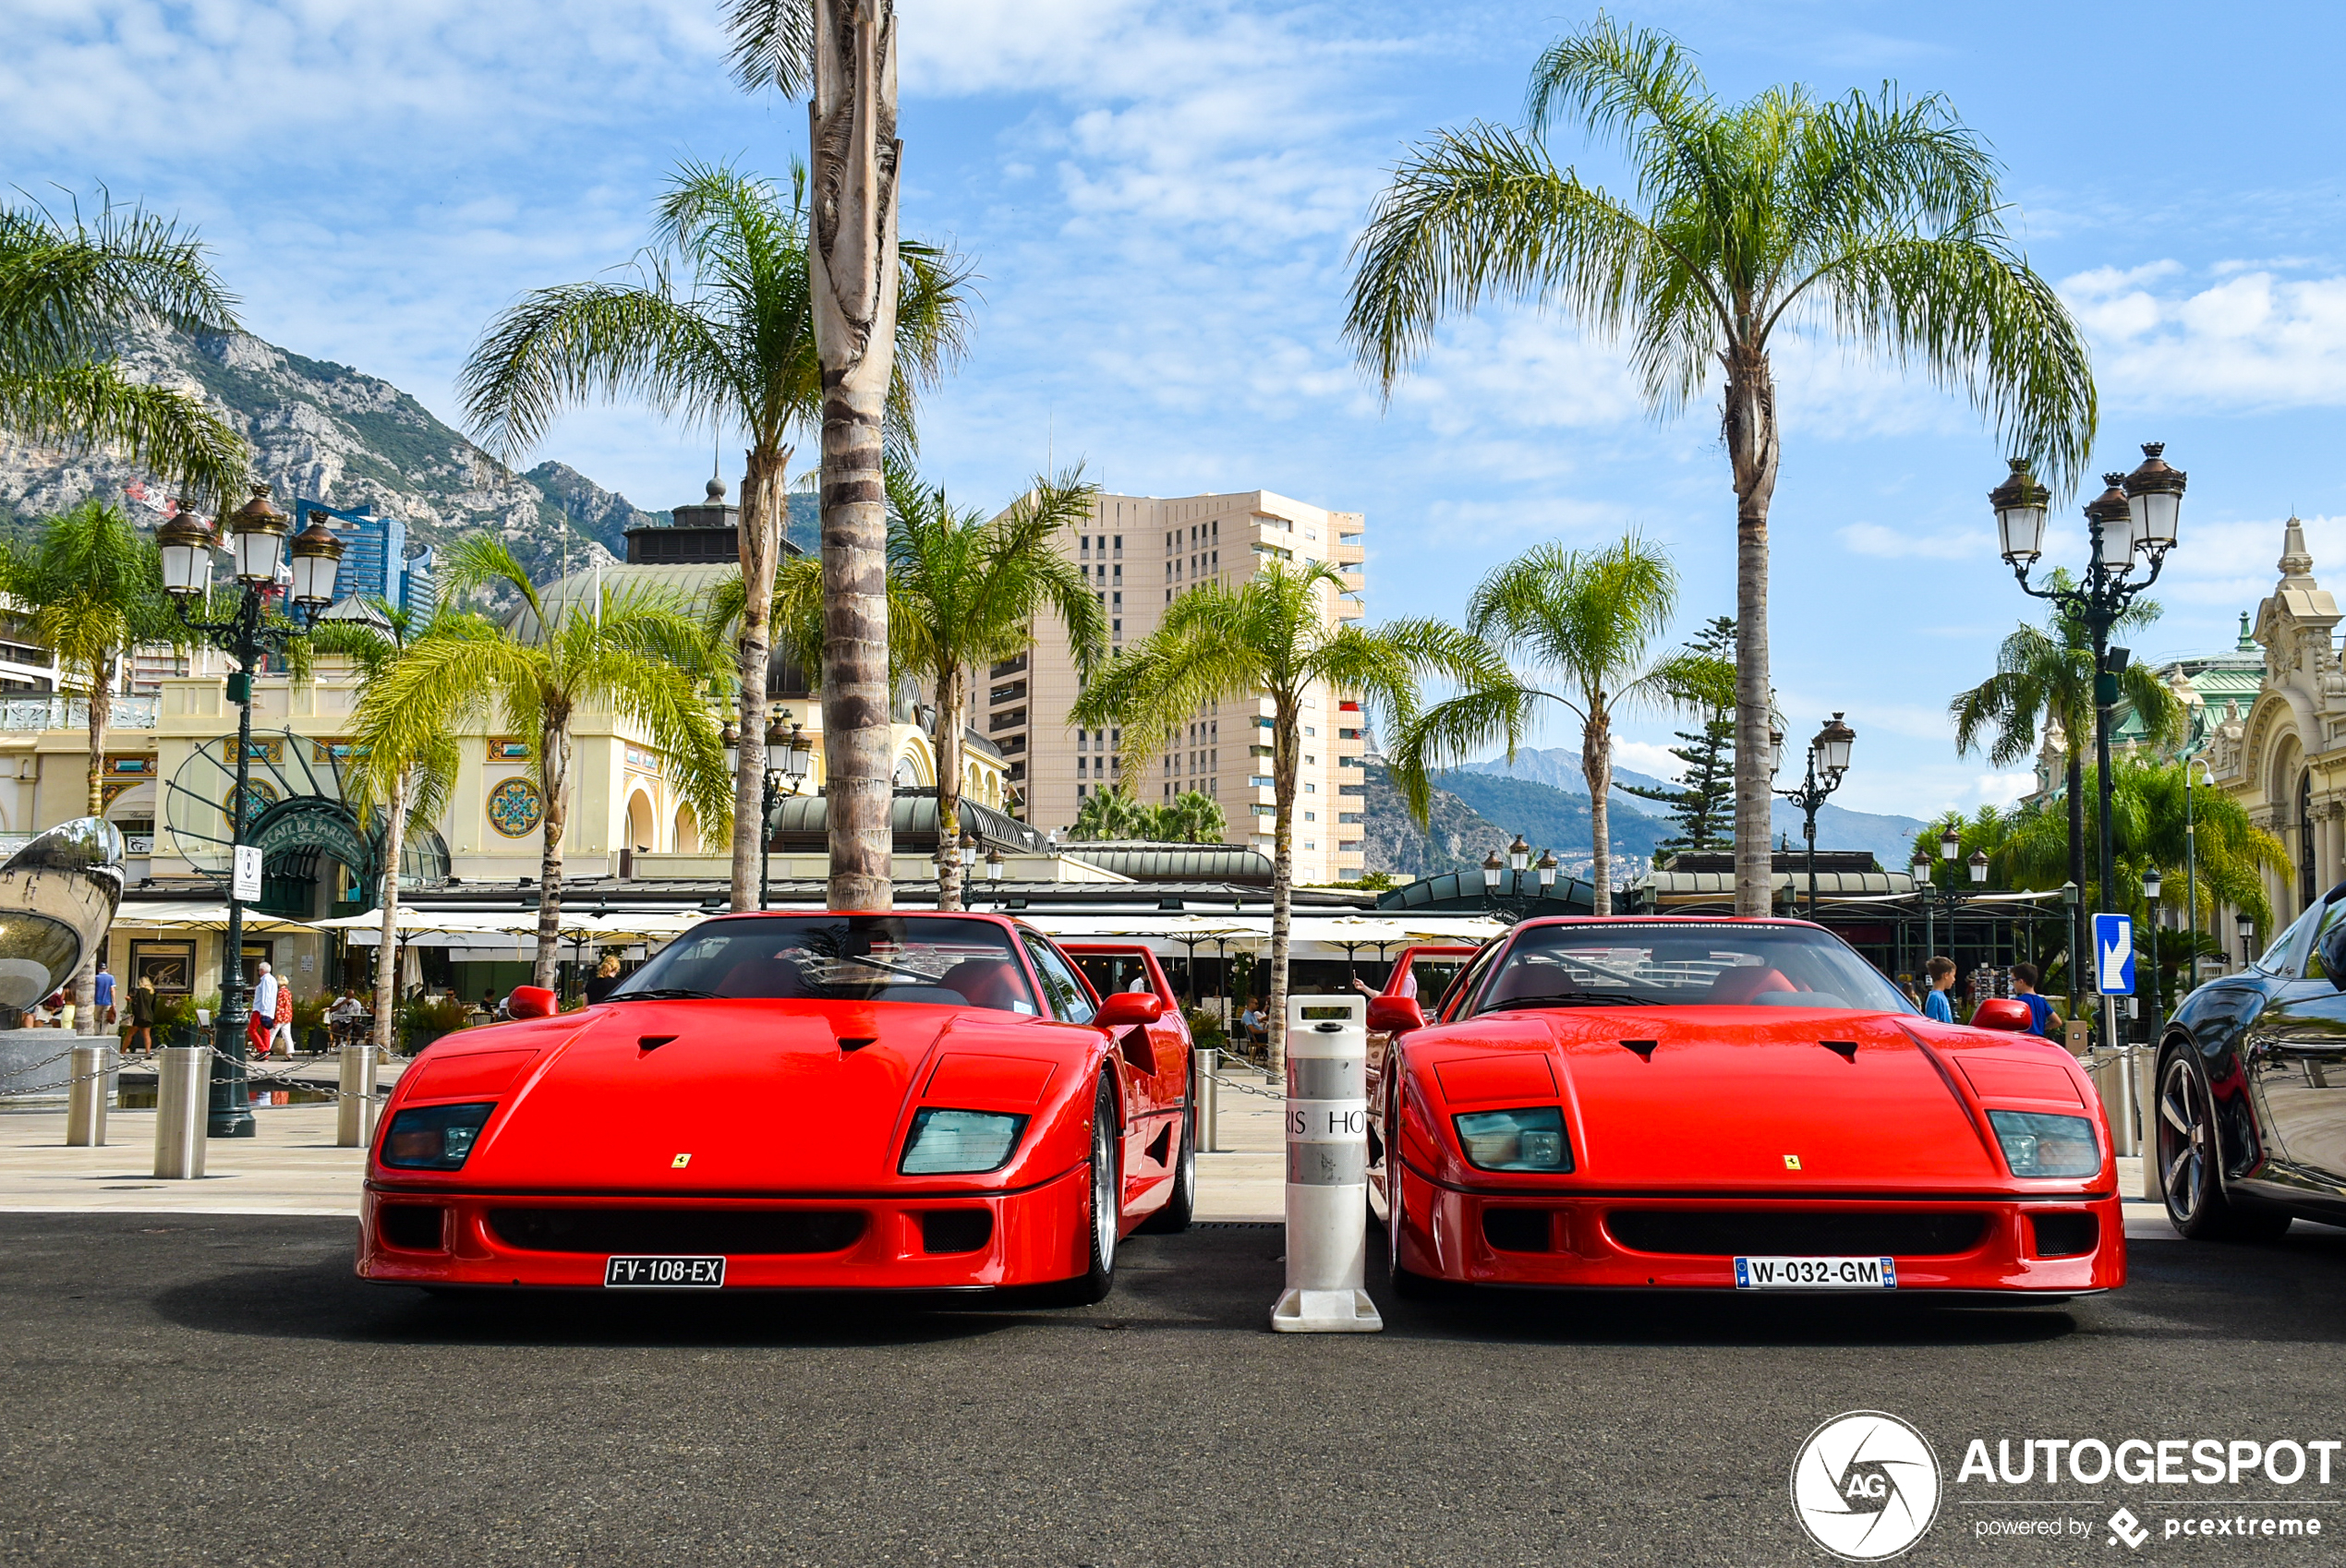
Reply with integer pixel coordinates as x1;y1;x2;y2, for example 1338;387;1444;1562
357;913;1190;1293
1373;916;2126;1297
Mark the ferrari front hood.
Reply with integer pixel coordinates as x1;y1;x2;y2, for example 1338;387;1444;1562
455;998;984;1193
1500;1008;2005;1190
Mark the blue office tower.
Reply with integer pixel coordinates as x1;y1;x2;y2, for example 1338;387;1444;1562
299;498;405;605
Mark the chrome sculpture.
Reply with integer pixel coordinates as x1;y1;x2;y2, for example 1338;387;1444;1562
0;817;125;1009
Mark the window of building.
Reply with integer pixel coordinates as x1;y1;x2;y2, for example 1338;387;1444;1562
1111;591;1121;608
1304;726;1315;737
1112;619;1122;640
1303;811;1316;822
1304;781;1316;792
1112;563;1121;584
1112;536;1121;555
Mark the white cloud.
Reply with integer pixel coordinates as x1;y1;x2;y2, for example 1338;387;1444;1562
1613;740;1684;780
1974;772;2037;808
1838;522;1974;560
2061;260;2346;412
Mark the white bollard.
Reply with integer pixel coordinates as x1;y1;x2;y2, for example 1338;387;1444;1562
65;1044;108;1146
336;1043;378;1148
152;1044;209;1180
1271;995;1383;1333
1195;1046;1218;1153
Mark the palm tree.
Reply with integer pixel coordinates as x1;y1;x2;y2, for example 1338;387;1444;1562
1153;790;1227;845
1388;536;1730;914
1347;16;2097;919
724;0;910;910
352;538;732;986
0;197;247;504
1071;787;1153;842
0;498;187;1029
459;160;969;915
312;605;465;1054
1952;579;2179;988
1073;561;1497;1065
877;468;1104;909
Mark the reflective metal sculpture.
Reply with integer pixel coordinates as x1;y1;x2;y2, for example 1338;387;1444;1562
0;818;125;1008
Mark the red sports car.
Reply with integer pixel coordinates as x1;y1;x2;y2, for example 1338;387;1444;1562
357;912;1193;1300
1367;917;2124;1301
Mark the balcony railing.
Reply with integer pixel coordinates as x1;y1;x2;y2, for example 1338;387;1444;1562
0;695;159;731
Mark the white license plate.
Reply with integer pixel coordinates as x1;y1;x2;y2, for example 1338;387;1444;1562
604;1255;725;1288
1734;1255;1896;1290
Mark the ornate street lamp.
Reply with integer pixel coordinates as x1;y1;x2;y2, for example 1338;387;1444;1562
743;716;816;911
1940;822;1963;862
163;482;339;1138
1535;849;1558;895
2143;866;2164;1036
2236;910;2256;968
1481;850;1504;893
1994;446;2185;1041
1507;834;1530;874
1773;713;1856;918
1968;850;1990;887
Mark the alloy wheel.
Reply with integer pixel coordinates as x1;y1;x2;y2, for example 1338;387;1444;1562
2159;1054;2213;1225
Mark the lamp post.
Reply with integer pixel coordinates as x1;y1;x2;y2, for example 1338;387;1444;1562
1993;445;2186;1047
2183;753;2212;977
1479;841;1558;920
1772;713;1855;917
2142;866;2163;1040
159;486;342;1138
2237;910;2256;970
726;717;811;910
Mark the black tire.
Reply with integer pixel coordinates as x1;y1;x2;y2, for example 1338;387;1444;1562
1385;1074;1439;1300
2157;1045;2293;1241
1038;1073;1120;1305
1136;1104;1195;1235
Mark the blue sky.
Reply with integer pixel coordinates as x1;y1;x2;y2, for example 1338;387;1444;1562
8;1;2345;817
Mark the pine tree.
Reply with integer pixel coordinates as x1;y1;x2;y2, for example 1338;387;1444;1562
1623;617;1736;857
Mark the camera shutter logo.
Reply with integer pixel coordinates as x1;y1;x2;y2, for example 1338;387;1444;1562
1790;1411;1941;1561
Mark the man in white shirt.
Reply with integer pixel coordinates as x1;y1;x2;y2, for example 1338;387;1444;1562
250;963;279;1056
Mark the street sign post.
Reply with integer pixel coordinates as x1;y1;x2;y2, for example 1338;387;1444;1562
2093;911;2139;1159
2095;912;2135;995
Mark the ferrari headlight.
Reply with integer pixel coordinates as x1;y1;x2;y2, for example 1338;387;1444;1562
381;1102;497;1171
1453;1107;1572;1172
1989;1109;2099;1177
901;1108;1029;1175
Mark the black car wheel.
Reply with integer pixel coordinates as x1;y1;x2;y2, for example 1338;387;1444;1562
1385;1076;1439;1300
1136;1104;1194;1235
2158;1046;2292;1241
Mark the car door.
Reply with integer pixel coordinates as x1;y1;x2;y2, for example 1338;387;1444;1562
1066;945;1181;1116
2246;900;2346;1186
1022;933;1155;1217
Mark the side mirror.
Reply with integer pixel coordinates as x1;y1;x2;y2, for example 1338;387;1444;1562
1094;990;1165;1029
507;985;557;1020
1368;995;1425;1035
2321;922;2346;992
1968;998;2032;1031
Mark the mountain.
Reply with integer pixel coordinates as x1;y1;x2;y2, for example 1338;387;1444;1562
0;324;674;579
1462;745;1927;866
1359;764;1670;882
1458;746;1675;817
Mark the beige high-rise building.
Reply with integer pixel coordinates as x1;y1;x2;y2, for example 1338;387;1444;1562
986;488;1368;887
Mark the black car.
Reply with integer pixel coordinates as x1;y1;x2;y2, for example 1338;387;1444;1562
2162;884;2346;1238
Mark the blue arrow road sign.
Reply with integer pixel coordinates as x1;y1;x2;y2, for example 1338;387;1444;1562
2095;912;2135;996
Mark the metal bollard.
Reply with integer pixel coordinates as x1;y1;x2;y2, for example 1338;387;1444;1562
2138;1045;2162;1202
152;1044;209;1179
1270;995;1383;1333
1194;1046;1218;1154
65;1044;108;1146
336;1043;379;1148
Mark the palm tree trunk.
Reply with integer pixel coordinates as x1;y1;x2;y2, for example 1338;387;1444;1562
731;443;790;911
75;657;112;1034
1725;345;1780;919
1583;700;1612;917
1268;696;1299;1072
935;665;965;911
371;766;410;1055
533;722;570;990
810;0;901;912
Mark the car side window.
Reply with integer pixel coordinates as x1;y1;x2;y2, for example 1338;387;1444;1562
2302;904;2346;983
1023;935;1097;1024
1438;944;1503;1021
2257;906;2321;979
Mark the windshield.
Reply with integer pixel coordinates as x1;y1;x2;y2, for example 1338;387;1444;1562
1468;923;1914;1016
609;915;1040;1014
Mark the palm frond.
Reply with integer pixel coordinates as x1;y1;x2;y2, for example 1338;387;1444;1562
722;0;813;98
0;363;247;507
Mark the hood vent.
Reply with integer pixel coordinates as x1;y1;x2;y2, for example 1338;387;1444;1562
1820;1039;1858;1061
637;1034;677;1053
838;1035;877;1053
1618;1039;1658;1060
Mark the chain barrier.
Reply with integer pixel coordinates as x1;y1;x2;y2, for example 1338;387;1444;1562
0;1043;83;1084
0;1045;390;1104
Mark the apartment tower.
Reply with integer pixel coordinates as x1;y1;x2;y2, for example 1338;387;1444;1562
986;489;1368;887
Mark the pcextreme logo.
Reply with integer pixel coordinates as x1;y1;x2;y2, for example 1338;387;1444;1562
1791;1411;1942;1561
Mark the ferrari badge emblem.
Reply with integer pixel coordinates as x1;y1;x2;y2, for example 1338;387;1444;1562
671;1152;692;1168
1783;1154;1802;1171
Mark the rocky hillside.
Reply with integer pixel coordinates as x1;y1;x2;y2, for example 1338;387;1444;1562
1358;763;1516;880
0;324;671;577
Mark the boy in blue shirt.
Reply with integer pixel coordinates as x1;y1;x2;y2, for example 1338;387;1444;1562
2011;962;2058;1038
1922;956;1957;1022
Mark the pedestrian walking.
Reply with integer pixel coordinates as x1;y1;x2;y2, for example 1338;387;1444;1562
1922;956;1958;1023
92;961;115;1027
269;971;296;1055
126;974;157;1054
2010;962;2059;1038
248;963;278;1056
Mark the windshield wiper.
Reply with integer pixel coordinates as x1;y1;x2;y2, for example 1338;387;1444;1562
1481;991;1651;1012
608;986;720;1001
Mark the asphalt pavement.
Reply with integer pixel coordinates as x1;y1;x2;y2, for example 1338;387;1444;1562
4;1214;2346;1567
